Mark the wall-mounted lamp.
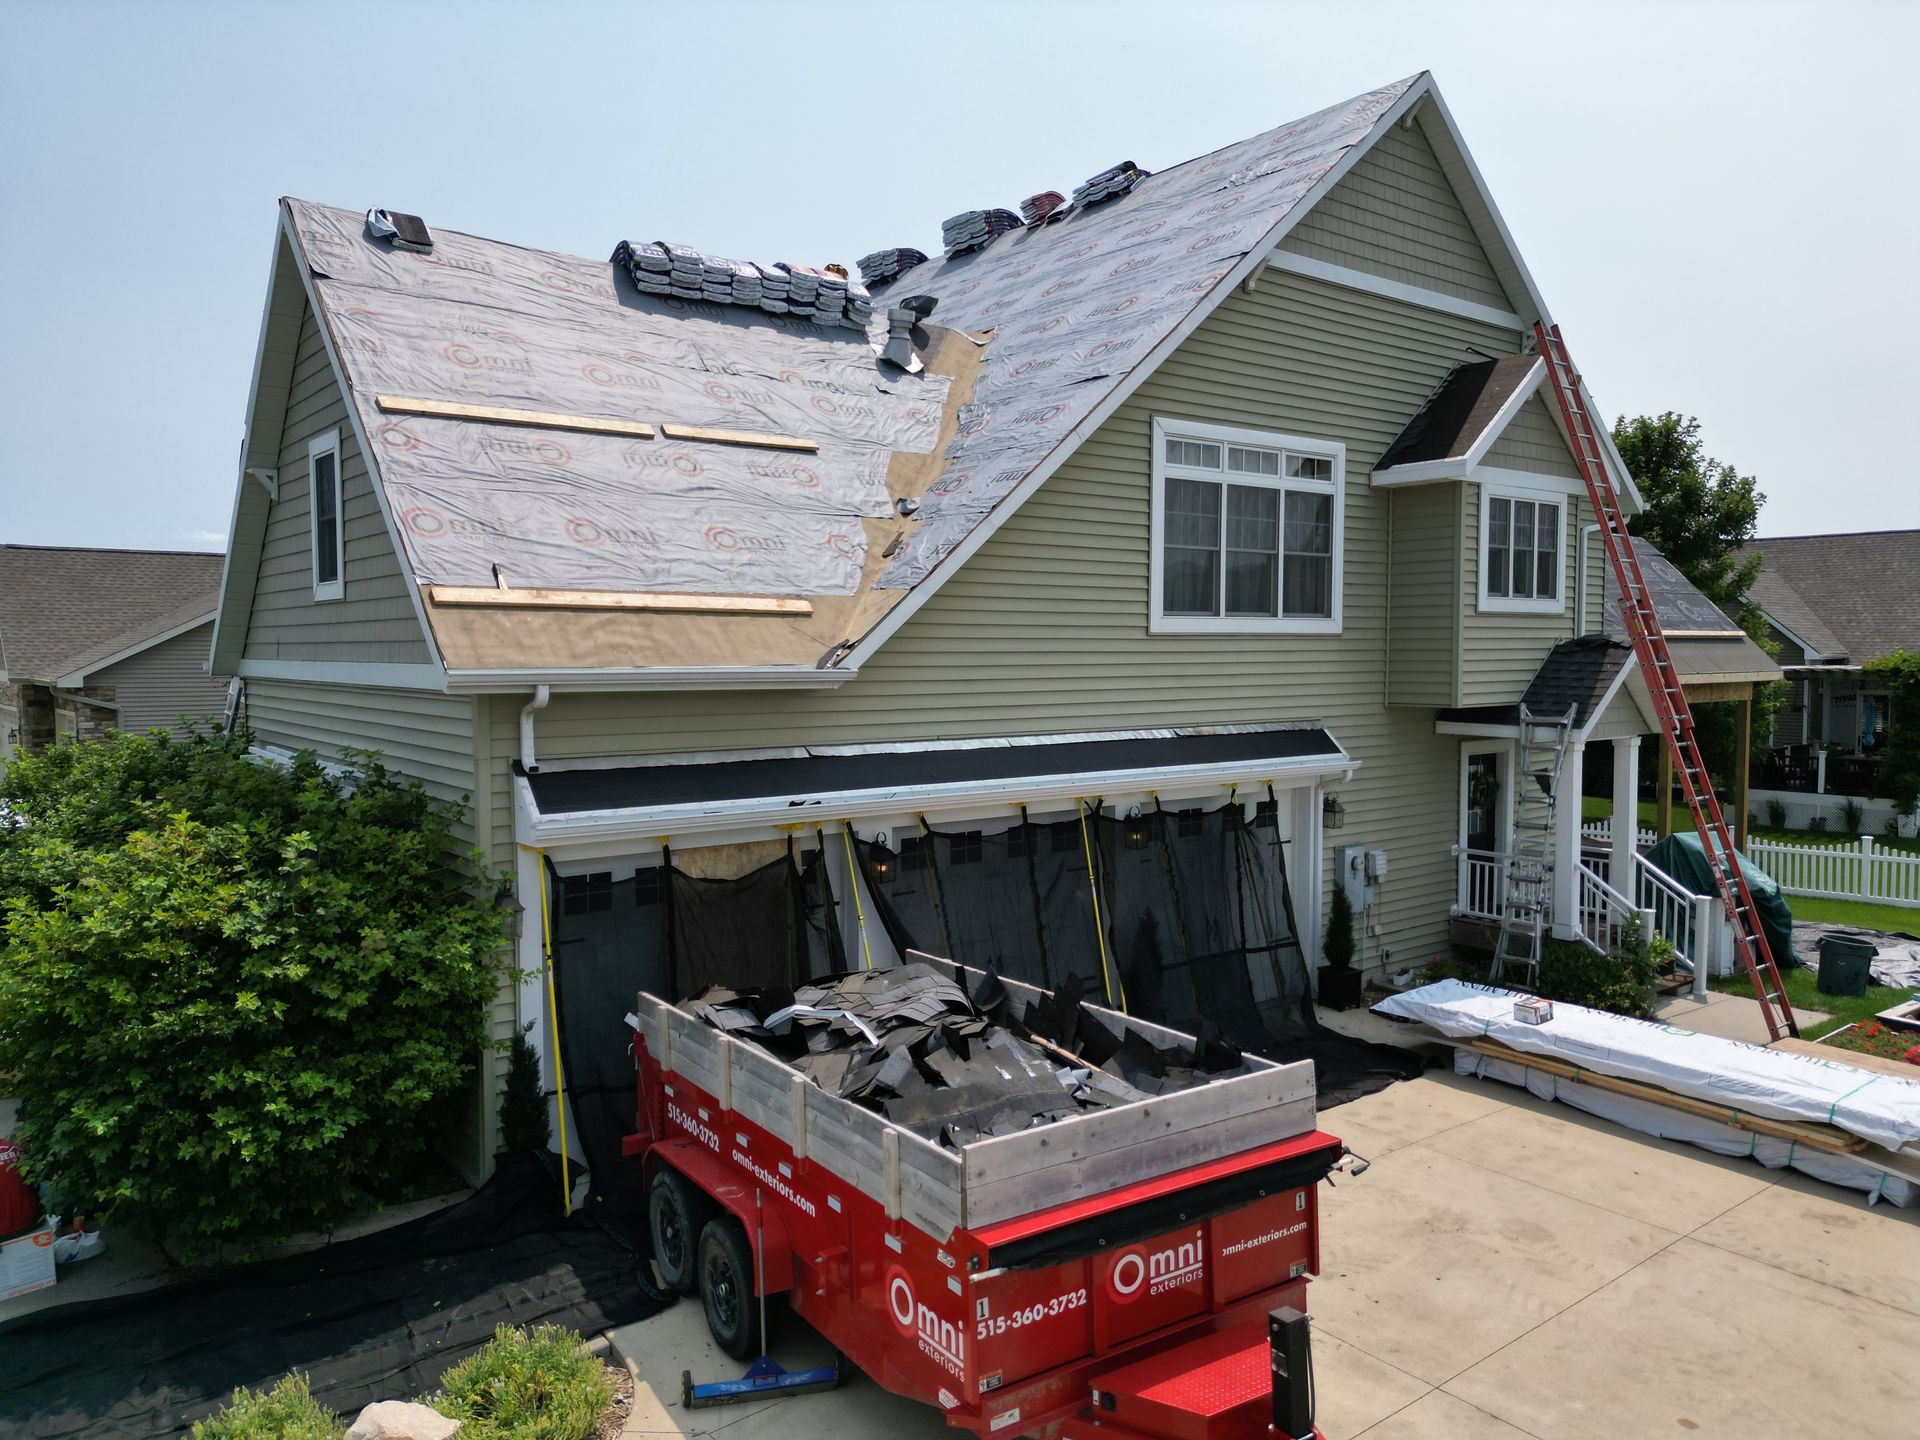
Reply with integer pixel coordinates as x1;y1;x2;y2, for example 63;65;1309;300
497;889;526;943
869;844;897;884
1322;793;1347;830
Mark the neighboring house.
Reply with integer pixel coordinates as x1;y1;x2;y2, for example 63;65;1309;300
1601;538;1782;844
211;72;1685;1178
1742;529;1920;832
0;546;226;770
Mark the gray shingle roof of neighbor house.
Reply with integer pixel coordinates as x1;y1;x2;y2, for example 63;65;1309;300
1602;536;1780;685
0;546;222;684
1741;531;1920;664
224;71;1645;680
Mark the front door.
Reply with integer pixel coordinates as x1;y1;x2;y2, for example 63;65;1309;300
1465;752;1502;854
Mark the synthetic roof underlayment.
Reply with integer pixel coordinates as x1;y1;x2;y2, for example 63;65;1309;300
248;72;1635;681
1602;537;1780;686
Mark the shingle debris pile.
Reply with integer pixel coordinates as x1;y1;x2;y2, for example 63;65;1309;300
1069;161;1149;208
940;209;1024;258
684;962;1247;1149
856;247;930;287
610;241;874;329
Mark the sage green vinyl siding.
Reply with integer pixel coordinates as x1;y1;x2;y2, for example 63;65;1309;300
1277;120;1517;312
1459;485;1591;705
241;304;431;665
1387;482;1463;707
244;678;502;1182
484;269;1539;970
1482;394;1580;479
91;622;225;735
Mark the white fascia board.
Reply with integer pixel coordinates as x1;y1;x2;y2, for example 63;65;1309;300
56;612;216;688
1368;457;1470;487
1263;252;1525;332
519;749;1358;850
279;206;450;677
836;76;1436;674
209;222;297;672
237;657;449;691
442;665;855;694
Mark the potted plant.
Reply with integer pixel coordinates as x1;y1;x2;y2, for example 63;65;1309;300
1319;886;1363;1011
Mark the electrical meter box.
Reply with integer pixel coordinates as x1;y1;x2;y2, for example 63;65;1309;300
1334;844;1371;912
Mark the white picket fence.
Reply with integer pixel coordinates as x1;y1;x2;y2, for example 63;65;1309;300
1581;817;1659;849
1745;835;1920;910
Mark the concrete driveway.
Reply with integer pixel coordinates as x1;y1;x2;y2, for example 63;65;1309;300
608;1067;1920;1439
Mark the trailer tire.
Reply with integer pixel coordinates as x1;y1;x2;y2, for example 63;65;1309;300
697;1216;761;1361
648;1167;707;1296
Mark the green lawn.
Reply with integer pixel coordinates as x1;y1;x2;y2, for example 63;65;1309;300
1709;963;1911;1039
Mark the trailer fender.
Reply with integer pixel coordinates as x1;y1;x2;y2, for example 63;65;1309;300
648;1140;795;1295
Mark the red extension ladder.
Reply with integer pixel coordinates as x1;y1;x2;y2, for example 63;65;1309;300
1535;323;1798;1041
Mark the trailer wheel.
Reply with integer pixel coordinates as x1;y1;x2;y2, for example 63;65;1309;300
697;1216;761;1361
648;1167;706;1296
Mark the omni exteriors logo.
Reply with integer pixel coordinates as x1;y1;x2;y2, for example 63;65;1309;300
824;532;859;562
1107;1231;1205;1303
887;1266;965;1377
565;517;608;548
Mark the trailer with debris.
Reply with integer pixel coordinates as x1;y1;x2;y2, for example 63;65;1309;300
624;956;1346;1440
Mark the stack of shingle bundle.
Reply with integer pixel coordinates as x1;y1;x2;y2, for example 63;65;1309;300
940;208;1022;257
682;962;1248;1149
1019;190;1066;226
856;247;929;286
610;243;873;328
1070;161;1149;208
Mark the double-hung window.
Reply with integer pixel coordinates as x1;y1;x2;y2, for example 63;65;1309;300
1479;488;1562;613
309;429;345;602
1152;420;1342;633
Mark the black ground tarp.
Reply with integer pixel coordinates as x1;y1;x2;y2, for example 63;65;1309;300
0;1157;670;1440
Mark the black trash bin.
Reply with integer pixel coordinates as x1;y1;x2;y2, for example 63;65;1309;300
1816;935;1875;998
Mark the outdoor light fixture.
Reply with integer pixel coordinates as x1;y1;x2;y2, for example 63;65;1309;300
869;845;897;883
1322;793;1346;829
498;890;525;942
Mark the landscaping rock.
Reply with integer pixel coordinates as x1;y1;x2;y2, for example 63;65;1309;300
344;1400;461;1440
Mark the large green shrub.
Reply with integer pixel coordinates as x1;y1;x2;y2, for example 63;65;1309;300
0;729;505;1253
190;1375;343;1440
1537;917;1661;1017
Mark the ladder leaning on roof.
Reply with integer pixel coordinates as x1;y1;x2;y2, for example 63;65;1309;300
1533;322;1799;1041
1490;704;1576;989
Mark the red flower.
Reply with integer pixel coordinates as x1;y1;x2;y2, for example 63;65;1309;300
1903;1044;1920;1066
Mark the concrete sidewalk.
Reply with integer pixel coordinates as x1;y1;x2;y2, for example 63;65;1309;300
607;1067;1920;1438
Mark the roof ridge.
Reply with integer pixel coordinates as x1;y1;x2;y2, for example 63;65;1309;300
1752;528;1920;542
0;543;223;557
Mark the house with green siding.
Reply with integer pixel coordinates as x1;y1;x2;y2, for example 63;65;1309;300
208;73;1670;1178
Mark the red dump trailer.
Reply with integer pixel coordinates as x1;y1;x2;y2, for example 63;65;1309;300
624;955;1345;1440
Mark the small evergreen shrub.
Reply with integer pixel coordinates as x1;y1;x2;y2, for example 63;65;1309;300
1764;798;1786;831
1840;798;1865;834
499;1023;551;1156
1323;887;1356;971
0;729;506;1254
190;1375;343;1440
433;1325;615;1440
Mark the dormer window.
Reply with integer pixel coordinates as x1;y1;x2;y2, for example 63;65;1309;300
1150;419;1343;635
309;430;344;602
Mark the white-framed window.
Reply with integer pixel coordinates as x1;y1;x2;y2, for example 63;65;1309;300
1149;418;1343;634
1479;486;1562;614
308;429;344;602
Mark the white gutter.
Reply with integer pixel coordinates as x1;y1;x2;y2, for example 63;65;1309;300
1578;522;1600;636
519;685;550;774
445;666;854;694
519;751;1358;850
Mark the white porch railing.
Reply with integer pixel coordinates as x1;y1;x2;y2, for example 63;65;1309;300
1636;854;1719;982
1460;848;1506;919
1746;834;1920;909
1576;862;1648;959
1581;817;1658;849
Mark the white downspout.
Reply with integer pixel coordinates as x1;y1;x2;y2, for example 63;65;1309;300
519;685;550;774
1577;522;1600;636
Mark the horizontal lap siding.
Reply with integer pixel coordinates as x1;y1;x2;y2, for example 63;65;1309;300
1277;122;1517;312
243;304;430;665
1459;485;1591;705
92;622;226;735
492;271;1529;970
1387;483;1462;707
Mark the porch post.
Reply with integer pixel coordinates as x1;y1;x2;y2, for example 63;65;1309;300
1657;739;1674;838
1552;739;1586;939
1735;691;1753;852
1611;735;1640;885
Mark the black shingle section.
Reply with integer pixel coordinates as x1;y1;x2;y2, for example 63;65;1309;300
1437;635;1631;731
527;727;1342;817
1375;354;1537;472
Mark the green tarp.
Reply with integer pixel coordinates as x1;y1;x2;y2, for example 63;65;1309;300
1642;832;1795;973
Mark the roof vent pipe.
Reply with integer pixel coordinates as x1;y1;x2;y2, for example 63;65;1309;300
520;684;550;774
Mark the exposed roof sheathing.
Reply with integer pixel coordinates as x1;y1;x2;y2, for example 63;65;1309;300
1743;531;1920;664
0;546;221;683
1602;538;1780;686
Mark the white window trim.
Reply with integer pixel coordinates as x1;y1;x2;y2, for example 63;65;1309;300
1477;480;1566;616
308;428;344;602
1149;417;1344;635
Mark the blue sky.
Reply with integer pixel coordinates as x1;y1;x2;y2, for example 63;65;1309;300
3;0;1913;550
